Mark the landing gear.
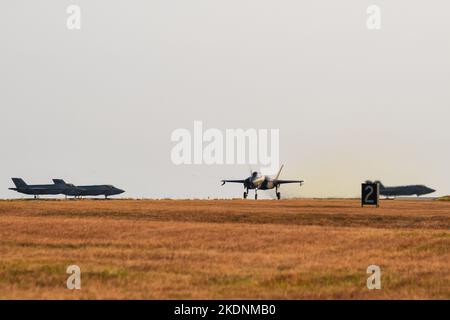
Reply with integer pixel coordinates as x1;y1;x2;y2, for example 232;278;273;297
243;187;249;199
276;192;281;200
255;189;258;200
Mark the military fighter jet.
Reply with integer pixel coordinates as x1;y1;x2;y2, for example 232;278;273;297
8;178;82;199
369;180;436;198
221;165;304;200
53;179;125;199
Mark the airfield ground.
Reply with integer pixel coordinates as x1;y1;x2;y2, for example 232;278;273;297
0;199;448;299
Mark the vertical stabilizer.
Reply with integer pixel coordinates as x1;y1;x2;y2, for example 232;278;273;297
11;178;27;188
275;165;284;180
374;180;384;189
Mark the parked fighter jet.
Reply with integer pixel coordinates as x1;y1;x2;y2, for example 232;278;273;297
53;179;125;199
221;165;304;200
8;178;81;199
368;180;436;198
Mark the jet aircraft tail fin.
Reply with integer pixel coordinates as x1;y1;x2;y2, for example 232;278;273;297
374;180;385;189
53;179;66;185
275;164;284;180
11;178;27;188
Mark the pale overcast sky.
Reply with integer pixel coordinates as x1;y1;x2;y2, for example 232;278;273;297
0;1;449;199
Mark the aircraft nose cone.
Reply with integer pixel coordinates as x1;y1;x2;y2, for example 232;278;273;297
117;189;125;194
429;188;436;193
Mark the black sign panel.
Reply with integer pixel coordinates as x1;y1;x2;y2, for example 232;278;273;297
361;183;379;207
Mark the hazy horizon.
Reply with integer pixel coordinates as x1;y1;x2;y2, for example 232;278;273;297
1;1;449;199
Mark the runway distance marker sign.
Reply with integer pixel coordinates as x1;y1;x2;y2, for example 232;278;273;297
362;183;380;207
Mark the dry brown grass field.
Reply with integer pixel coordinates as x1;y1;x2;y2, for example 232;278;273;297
0;199;448;299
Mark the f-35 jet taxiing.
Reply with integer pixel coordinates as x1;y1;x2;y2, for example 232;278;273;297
367;180;436;198
53;179;125;198
221;165;304;199
9;178;125;199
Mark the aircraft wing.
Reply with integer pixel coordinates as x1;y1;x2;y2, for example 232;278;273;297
221;179;246;186
274;180;304;185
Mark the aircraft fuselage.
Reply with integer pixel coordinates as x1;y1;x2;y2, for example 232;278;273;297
380;185;435;197
10;184;71;196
